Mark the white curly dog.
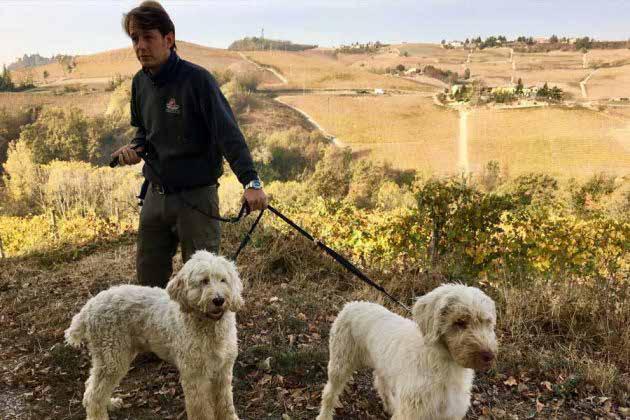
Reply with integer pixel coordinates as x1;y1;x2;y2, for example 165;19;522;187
65;250;244;420
317;284;498;420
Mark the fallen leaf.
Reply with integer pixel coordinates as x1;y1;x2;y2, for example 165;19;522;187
504;376;518;386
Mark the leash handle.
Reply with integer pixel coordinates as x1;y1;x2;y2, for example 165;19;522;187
109;144;145;168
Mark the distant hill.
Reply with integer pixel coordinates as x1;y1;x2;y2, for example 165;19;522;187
228;37;317;52
7;53;73;70
10;41;278;86
8;53;53;70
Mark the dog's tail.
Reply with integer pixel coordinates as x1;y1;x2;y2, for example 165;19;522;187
64;306;88;348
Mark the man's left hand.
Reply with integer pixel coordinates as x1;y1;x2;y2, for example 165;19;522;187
243;188;268;212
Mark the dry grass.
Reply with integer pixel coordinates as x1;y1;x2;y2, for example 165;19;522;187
278;94;630;178
396;43;469;64
587;65;630;99
0;91;111;116
243;50;430;91
12;41;272;87
468;107;630;178
278;94;459;173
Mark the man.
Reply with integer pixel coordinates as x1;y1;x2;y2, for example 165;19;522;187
112;1;267;288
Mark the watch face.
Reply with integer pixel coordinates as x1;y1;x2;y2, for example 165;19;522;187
248;180;262;189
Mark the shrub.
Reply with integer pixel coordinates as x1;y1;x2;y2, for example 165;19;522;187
18;107;115;164
235;71;262;92
309;147;352;200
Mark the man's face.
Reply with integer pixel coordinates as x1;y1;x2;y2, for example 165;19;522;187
129;19;173;71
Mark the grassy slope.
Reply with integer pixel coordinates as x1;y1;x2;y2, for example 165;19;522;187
278;94;460;174
11;41;277;86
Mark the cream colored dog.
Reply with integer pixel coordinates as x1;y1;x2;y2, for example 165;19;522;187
65;250;243;420
317;284;498;420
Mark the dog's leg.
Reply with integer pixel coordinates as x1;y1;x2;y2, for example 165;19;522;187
210;365;239;420
373;373;395;415
83;350;132;420
181;375;214;420
317;325;360;420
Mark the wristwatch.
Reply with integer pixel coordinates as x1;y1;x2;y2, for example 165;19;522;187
245;179;263;190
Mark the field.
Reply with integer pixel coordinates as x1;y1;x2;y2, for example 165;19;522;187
243;50;431;91
587;65;630;99
12;41;277;87
278;94;460;173
467;107;630;177
278;93;630;177
0;91;111;116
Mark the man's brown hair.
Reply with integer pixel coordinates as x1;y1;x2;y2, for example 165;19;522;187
123;1;177;51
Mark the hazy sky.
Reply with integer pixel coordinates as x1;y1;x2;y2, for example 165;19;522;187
2;0;629;67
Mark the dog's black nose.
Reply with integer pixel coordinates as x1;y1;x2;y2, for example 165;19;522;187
212;297;225;307
479;350;495;363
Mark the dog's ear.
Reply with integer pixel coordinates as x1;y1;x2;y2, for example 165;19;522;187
413;290;453;344
166;270;193;313
413;294;439;344
226;260;244;312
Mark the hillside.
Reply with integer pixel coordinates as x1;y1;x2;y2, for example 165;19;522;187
10;41;279;87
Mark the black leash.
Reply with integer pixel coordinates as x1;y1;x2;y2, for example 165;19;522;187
110;149;410;313
266;205;411;314
232;207;265;260
110;148;249;224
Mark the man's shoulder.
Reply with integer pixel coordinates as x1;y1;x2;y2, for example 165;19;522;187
131;69;149;88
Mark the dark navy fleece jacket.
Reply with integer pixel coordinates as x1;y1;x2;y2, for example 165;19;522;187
130;50;258;188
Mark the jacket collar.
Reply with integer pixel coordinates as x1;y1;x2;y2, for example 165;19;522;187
144;50;180;86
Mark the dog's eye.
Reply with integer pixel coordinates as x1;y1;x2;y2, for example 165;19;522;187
200;278;209;286
454;319;468;329
220;278;227;283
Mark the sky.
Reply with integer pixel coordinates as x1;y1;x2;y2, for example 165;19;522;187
2;0;630;67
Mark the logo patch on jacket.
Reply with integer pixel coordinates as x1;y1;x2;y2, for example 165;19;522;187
165;98;181;114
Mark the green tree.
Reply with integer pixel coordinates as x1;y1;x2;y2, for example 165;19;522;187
18;107;112;164
515;78;524;95
537;82;550;98
0;65;14;92
549;86;563;101
416;177;514;275
549;34;559;43
575;37;592;51
310;147;352;199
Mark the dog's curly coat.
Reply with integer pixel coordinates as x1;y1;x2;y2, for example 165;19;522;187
317;284;498;420
65;250;243;420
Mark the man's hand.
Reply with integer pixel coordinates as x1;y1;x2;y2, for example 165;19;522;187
243;188;268;212
111;145;144;166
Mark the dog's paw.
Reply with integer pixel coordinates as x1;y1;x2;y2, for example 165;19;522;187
108;397;123;411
